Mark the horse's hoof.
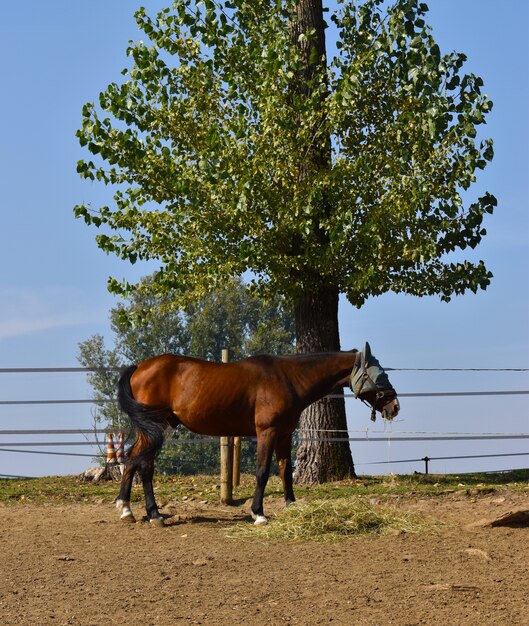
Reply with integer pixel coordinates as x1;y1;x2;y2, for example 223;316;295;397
149;516;165;527
116;499;135;523
253;514;268;526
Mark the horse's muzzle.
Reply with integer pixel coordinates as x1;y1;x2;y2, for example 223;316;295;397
382;397;400;420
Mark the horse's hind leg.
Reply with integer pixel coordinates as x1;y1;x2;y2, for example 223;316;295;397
275;434;295;507
138;456;164;524
116;459;137;523
116;434;159;524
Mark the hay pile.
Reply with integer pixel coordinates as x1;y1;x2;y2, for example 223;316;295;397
230;497;438;542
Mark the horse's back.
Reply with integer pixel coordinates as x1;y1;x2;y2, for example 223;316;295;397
130;353;218;402
128;353;298;437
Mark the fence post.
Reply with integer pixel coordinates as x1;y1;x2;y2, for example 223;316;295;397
220;349;234;504
220;436;234;504
233;436;241;487
422;456;430;475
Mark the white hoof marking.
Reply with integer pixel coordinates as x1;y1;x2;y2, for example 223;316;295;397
253;514;268;526
116;499;135;523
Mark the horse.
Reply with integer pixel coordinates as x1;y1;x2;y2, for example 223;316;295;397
115;342;399;525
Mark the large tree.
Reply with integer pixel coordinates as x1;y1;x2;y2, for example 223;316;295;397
75;0;496;482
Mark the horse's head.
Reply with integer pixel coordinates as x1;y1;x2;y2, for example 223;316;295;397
349;342;400;421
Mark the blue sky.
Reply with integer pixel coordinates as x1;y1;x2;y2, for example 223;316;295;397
0;1;527;477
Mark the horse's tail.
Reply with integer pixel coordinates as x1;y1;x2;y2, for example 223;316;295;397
117;365;173;462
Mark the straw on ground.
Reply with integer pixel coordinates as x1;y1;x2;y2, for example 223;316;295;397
228;497;440;542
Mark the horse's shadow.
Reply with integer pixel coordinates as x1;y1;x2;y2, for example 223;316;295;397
163;514;253;527
157;512;253;527
142;498;254;527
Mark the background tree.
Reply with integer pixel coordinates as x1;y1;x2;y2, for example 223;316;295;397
111;275;191;363
78;276;295;473
75;0;496;483
186;278;296;359
78;335;125;431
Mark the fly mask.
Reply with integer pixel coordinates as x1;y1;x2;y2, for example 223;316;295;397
349;342;399;421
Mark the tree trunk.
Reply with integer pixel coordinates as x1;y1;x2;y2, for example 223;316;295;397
294;286;356;483
291;0;355;483
292;0;326;69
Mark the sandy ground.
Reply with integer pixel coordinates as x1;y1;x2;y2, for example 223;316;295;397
0;487;528;626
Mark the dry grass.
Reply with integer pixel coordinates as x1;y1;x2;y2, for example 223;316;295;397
228;496;440;542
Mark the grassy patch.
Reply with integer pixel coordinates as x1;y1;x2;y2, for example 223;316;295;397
0;469;527;505
0;475;118;504
228;497;439;542
279;469;529;501
0;474;226;505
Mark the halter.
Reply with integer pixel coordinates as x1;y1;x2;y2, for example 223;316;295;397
349;348;396;421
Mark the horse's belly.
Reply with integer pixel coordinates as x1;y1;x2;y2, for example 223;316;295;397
176;406;257;438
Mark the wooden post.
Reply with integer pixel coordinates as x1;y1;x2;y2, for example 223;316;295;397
220;349;234;504
220;436;234;504
233;436;241;487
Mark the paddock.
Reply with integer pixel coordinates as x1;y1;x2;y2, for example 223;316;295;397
1;476;527;626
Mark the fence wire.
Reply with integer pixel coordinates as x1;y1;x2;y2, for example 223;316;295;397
1;367;528;373
1;389;528;406
1;366;528;475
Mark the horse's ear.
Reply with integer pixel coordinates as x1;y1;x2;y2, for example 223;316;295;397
363;342;372;360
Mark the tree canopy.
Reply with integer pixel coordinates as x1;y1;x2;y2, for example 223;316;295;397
75;0;496;311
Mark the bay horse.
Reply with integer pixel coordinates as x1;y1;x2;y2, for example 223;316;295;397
116;342;399;525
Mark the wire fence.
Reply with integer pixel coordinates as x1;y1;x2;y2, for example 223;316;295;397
1;366;528;477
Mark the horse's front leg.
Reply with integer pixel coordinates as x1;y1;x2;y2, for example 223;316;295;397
275;433;295;507
251;428;276;525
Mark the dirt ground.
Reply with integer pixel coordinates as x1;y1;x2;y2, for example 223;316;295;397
0;487;528;626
